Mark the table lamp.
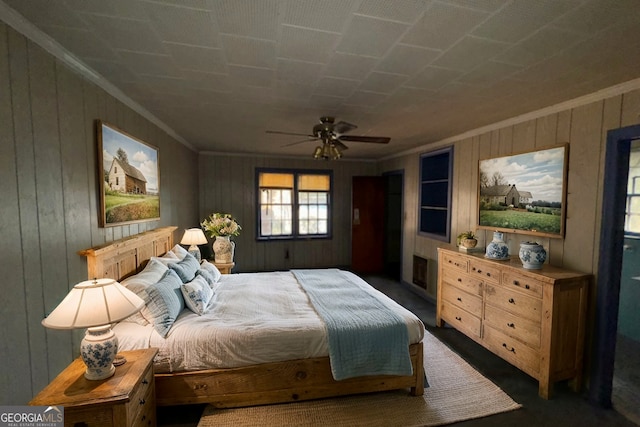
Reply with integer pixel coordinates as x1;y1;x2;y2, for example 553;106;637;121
42;278;145;380
180;228;208;261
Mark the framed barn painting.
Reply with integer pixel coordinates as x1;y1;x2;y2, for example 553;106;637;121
477;144;568;239
97;121;160;227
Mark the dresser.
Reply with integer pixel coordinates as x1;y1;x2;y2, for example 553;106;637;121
436;247;590;399
30;349;158;427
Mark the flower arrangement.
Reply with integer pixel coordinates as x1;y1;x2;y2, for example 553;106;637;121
201;213;242;238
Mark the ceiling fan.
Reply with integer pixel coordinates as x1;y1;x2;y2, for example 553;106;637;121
266;116;391;159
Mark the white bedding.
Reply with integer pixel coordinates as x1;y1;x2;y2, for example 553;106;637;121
115;270;424;373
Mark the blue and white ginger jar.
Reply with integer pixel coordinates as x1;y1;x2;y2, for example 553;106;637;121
485;231;509;260
519;242;547;269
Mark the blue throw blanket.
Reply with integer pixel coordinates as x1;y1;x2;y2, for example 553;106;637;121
292;269;413;380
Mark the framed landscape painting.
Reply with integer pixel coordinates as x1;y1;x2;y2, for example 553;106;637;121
97;121;160;227
477;144;568;238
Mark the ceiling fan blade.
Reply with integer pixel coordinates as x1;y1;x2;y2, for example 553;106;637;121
266;130;314;137
333;121;357;134
281;137;320;147
332;140;349;151
339;135;391;144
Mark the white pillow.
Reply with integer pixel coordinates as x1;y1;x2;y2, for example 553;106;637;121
120;259;168;325
200;260;222;283
181;275;214;315
171;244;190;260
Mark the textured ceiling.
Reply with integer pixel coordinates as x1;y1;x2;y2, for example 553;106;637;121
3;0;640;159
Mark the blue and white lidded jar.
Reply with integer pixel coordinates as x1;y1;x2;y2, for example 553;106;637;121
519;242;547;269
485;231;509;260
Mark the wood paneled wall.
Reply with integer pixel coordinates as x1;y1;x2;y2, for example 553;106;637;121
380;90;640;302
0;22;199;404
199;154;377;272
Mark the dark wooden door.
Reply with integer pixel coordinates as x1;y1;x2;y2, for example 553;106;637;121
351;176;385;274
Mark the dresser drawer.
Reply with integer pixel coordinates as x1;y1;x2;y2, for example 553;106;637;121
468;259;500;283
441;252;468;273
442;285;482;316
128;365;155;427
132;386;156;427
441;302;481;338
441;269;482;297
502;272;543;298
483;325;540;376
485;284;542;322
484;304;541;348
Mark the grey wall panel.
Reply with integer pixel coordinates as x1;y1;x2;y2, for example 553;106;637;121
1;22;198;404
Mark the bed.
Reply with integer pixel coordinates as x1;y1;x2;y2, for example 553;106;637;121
79;227;425;408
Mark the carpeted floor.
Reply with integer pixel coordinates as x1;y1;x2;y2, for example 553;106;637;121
197;330;521;427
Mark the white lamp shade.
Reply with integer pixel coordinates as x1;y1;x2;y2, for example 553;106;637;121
180;228;208;246
42;278;145;329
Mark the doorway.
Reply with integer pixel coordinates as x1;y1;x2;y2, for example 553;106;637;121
351;173;403;278
612;140;640;424
383;171;403;281
589;124;640;426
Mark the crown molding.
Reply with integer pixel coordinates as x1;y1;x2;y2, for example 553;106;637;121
381;77;640;161
0;2;196;152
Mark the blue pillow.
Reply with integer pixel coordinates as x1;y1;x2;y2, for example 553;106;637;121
195;268;215;285
168;253;200;283
145;269;185;337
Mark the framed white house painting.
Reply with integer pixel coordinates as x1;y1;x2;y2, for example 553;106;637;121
97;121;160;227
477;144;568;238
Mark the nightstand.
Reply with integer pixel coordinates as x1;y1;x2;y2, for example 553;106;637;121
30;348;158;427
213;261;234;274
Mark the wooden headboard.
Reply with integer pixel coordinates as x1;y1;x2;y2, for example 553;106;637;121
78;226;177;281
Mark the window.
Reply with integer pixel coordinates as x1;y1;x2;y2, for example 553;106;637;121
419;146;453;241
625;141;640;236
257;169;332;239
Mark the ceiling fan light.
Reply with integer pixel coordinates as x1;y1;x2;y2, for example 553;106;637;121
312;146;323;159
331;145;342;159
322;143;332;158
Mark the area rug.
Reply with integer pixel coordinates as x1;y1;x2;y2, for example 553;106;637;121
197;330;521;427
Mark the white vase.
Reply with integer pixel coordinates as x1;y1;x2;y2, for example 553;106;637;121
519;242;547;269
485;231;509;260
213;235;235;263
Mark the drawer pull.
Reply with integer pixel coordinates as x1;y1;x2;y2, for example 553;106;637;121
502;343;516;353
477;269;482;273
508;298;515;304
457;297;462;302
525;284;530;289
486;272;491;277
139;398;146;405
507;322;515;328
142;378;149;385
457;278;462;282
455;316;462;321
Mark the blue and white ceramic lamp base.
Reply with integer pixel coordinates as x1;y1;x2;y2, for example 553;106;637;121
80;324;118;380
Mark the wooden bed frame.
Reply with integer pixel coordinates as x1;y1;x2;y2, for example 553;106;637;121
79;227;424;408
